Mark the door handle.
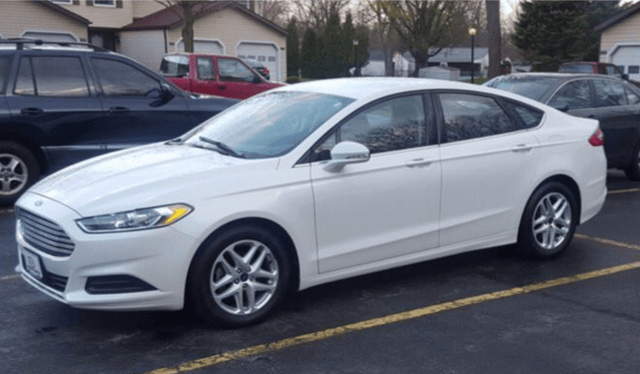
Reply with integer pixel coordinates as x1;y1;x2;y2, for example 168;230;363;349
109;106;130;114
405;158;433;167
21;107;44;116
511;144;533;153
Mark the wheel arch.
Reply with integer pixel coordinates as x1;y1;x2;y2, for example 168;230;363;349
528;174;582;224
185;216;301;300
0;131;47;172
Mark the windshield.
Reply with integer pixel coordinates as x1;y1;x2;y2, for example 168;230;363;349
484;76;562;102
184;91;354;159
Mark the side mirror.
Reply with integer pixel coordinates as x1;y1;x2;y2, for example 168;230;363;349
622;73;629;80
323;141;370;172
149;83;175;107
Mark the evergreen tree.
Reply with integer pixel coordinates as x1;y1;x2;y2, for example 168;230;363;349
354;24;370;76
342;13;356;76
322;12;344;78
286;18;300;77
301;28;319;78
512;1;619;71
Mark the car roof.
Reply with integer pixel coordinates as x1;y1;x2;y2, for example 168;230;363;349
279;77;485;100
490;72;625;82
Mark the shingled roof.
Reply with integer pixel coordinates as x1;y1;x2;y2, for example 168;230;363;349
594;1;640;32
122;1;286;35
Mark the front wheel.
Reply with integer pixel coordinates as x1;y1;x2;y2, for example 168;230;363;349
518;182;578;259
0;141;40;205
187;225;291;327
623;142;640;181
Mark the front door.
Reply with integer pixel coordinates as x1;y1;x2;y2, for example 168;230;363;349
310;94;441;273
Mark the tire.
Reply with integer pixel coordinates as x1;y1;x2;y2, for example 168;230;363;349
0;141;40;205
517;182;578;259
623;142;640;181
187;225;291;327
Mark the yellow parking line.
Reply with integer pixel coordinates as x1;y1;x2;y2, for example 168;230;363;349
143;261;640;374
575;234;640;251
0;274;20;282
608;188;640;194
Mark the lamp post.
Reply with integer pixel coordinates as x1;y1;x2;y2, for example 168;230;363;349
469;27;477;83
353;39;359;77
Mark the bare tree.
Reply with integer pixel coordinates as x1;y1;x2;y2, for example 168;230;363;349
368;1;399;76
254;0;292;27
155;0;209;53
292;0;351;30
379;0;472;77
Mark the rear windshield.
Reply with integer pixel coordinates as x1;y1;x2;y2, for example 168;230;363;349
558;64;595;74
160;55;189;77
484;76;562;102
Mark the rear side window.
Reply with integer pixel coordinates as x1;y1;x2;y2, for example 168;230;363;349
159;55;189;77
594;79;627;107
14;56;89;97
92;58;160;96
548;80;592;110
625;86;640;105
196;57;215;80
511;104;544;129
0;56;11;94
439;93;519;143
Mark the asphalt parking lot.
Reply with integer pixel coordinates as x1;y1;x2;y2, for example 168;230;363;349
0;171;638;374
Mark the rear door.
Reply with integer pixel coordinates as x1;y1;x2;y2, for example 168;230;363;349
4;53;105;170
435;92;542;247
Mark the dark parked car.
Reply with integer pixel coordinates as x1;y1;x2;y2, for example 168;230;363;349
484;73;640;181
0;39;237;204
559;61;627;79
244;58;270;80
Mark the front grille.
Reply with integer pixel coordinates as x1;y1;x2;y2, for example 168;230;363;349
16;208;75;257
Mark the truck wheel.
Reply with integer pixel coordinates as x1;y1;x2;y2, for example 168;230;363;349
0;141;40;205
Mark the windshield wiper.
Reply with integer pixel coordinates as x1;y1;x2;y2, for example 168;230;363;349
198;136;245;158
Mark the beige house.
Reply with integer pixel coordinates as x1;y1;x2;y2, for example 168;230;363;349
120;1;287;81
1;1;287;81
0;0;90;42
596;2;640;81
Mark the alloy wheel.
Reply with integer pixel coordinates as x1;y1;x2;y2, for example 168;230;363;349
532;192;572;250
209;239;279;316
0;153;28;196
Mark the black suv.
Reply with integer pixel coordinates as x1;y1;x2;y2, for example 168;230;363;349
0;39;237;204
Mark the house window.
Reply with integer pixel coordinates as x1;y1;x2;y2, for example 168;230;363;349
629;66;640;74
51;0;72;4
94;0;115;7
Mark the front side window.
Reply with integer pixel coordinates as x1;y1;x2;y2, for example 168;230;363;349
14;56;89;97
196;57;215;80
439;93;518;143
625;86;640;105
313;95;427;159
218;58;256;82
92;58;160;96
185;91;354;159
548;80;592;110
594;79;627;107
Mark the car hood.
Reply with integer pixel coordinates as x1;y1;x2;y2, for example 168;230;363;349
26;143;279;217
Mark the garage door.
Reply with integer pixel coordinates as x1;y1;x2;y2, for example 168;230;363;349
176;39;223;55
611;46;640;81
21;32;78;43
237;42;279;81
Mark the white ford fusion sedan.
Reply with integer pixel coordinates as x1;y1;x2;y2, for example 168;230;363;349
15;78;607;326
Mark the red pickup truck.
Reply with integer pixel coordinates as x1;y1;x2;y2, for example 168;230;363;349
160;53;283;100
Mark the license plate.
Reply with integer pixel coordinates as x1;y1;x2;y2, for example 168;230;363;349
22;247;43;280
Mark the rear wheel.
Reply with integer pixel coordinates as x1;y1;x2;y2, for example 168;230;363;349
0;141;40;205
518;182;577;259
187;225;290;327
623;142;640;181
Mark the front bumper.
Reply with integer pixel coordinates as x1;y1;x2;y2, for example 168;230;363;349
15;192;199;311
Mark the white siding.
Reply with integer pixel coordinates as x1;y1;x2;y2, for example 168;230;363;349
0;0;88;41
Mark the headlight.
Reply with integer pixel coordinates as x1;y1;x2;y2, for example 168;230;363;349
76;204;193;233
